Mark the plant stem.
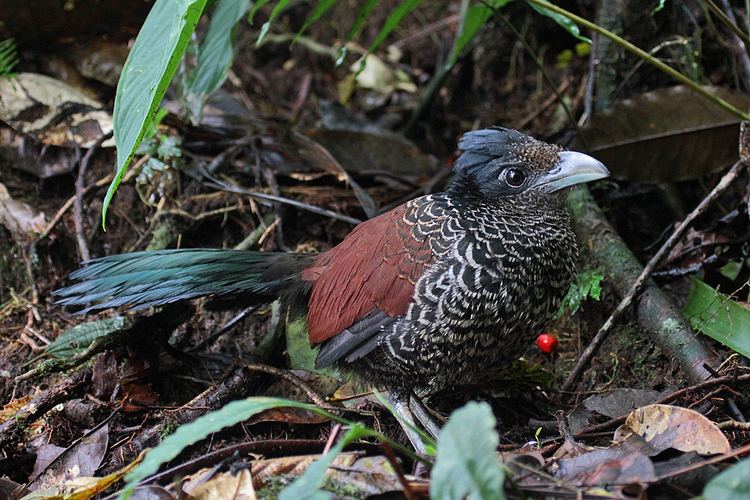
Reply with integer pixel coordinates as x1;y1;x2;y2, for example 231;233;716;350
525;0;750;121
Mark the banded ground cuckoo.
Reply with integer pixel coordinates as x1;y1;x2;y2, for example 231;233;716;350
56;127;609;451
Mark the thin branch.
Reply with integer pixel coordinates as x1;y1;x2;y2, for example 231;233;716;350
525;0;750;121
73;132;113;261
562;159;746;392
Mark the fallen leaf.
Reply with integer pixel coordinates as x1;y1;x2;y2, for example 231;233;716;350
557;449;657;486
189;469;257;500
583;388;665;419
0;73;114;148
30;424;109;491
576;85;750;182
613;404;731;455
0;182;46;237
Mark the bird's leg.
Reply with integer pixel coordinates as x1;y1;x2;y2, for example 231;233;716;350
388;390;428;455
409;393;441;440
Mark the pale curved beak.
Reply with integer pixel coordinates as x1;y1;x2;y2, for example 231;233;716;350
535;151;610;192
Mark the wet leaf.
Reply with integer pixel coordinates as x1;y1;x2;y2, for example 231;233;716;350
576;86;750;182
683;279;750;359
431;401;505;500
703;457;750;500
0;73;114;148
613;404;731;455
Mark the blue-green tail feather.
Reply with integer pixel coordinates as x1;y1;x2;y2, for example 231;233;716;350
55;249;308;314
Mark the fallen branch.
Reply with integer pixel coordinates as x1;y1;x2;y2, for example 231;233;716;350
562;158;745;392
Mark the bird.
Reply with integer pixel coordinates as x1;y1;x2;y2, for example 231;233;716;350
55;127;609;451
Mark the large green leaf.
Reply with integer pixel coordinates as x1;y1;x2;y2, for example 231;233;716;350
430;402;505;500
105;0;208;228
683;280;750;359
186;0;249;121
703;458;750;500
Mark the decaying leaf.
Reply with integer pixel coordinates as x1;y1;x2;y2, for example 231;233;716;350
309;129;439;176
576;86;750;182
0;72;114;148
583;388;665;419
613;404;731;455
186;469;257;500
29;424;109;491
0;182;46;237
557;449;657;486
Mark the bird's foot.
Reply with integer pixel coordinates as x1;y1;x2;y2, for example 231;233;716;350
409;394;442;440
388;390;429;455
388;390;443;455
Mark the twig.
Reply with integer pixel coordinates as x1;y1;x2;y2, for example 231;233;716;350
524;0;750;120
562;159;746;392
73;132;113;261
0;369;92;452
191;305;261;351
573;373;750;437
204;177;362;225
717;419;750;430
240;362;332;410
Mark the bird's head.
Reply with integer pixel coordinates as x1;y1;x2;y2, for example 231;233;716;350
452;127;609;199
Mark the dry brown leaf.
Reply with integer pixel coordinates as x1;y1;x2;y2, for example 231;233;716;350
188;469;257;500
577;85;750;182
0;182;46;236
30;424;110;491
251;453;358;490
613;404;731;455
0;73;114;148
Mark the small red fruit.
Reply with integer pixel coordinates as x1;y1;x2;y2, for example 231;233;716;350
535;333;559;353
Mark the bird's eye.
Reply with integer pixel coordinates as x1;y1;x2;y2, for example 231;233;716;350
503;167;527;187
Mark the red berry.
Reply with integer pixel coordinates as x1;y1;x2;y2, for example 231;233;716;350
536;333;558;353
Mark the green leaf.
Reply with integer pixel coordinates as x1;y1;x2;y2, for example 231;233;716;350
105;0;208;229
366;0;422;55
430;402;505;500
257;0;294;46
121;398;324;497
528;2;591;43
295;0;337;42
336;0;381;66
556;270;603;318
186;0;249;122
448;0;509;67
46;316;132;359
0;38;19;78
285;314;320;371
683;280;750;359
703;457;750;500
247;0;270;24
279;425;367;500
